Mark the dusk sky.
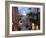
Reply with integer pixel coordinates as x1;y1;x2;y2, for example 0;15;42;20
18;7;31;16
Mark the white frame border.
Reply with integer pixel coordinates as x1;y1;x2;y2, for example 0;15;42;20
9;4;43;35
